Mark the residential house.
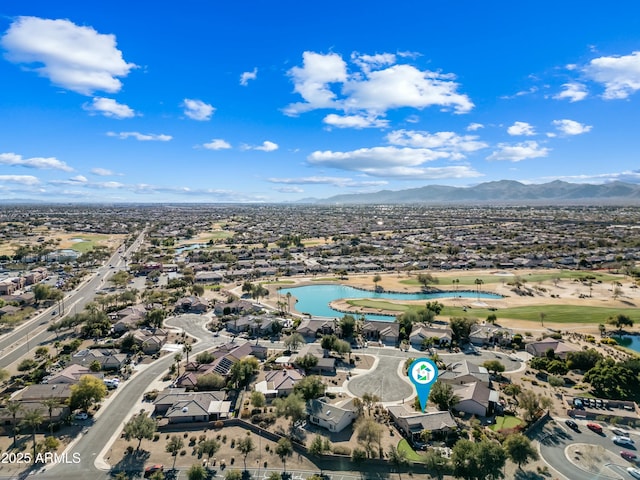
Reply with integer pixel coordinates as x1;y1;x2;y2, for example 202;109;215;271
452;381;499;417
307;396;358;433
175;296;209;313
69;349;127;371
296;318;337;341
409;325;452;350
469;324;513;347
439;360;490;387
293;344;336;374
213;299;260;317
362;321;399;346
387;405;457;442
255;369;305;397
132;328;169;354
154;390;230;422
525;338;579;359
13;384;73;403
44;364;103;384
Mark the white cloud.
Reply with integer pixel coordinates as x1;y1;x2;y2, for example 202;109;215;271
350;52;396;73
538;170;640;184
584;51;640;99
182;99;215;121
487;141;550;162
307;146;482;179
552;119;592;136
70;175;87;183
240;68;258;86
466;123;484;131
107;131;172;141
323;114;388;129
268;176;388;188
284;51;473;119
202;139;232;150
253;141;279;152
273;186;304;193
91;167;115;176
83;97;135;118
507;121;536;136
1;16;136;95
0;175;40;185
554;82;588;102
0;152;73;171
386;130;487;156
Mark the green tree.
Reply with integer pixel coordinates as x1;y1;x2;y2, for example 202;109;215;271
284;332;304;351
224;471;242;480
356;417;382;458
482;360;505;375
196;372;226;391
584;359;636;399
361;392;380;416
372;274;382;290
449;317;477;343
197;437;221;461
250;390;266;409
387;445;409;479
424;449;450;480
123;411;157;450
183;343;193;364
237;434;255;471
451;438;506;480
41;397;61;434
296;353;318;372
166;435;184;469
309;434;331;456
294;375;326;400
518;389;553;422
417;273;439;289
69;375;108;412
195;351;215;365
273;393;306;428
429;381;460;412
340;315;357;338
504;433;538;470
187;463;207;480
275;438;293;473
229;357;259;389
6;401;23;446
20;408;43;459
146;309;167;328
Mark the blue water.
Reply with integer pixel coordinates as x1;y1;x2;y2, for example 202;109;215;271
613;336;640;354
279;284;503;321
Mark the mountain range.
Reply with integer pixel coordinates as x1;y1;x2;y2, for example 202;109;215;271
308;180;640;205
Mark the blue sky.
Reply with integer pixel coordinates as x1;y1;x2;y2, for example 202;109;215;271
1;1;640;203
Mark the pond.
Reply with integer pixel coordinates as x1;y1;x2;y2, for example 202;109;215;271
278;284;502;321
613;335;640;354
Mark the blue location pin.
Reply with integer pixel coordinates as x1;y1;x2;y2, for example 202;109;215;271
408;358;439;412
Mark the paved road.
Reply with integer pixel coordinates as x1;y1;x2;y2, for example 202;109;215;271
0;232;144;369
538;417;637;480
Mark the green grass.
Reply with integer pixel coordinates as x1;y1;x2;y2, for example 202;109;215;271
489;415;523;431
344;298;640;324
69;234;110;253
311;277;340;282
399;270;621;287
397;439;428;462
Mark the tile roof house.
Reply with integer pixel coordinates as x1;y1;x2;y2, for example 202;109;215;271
296;318;337;340
438;360;490;387
469;324;513;346
13;384;73;403
69;349;127;371
154;390;230;422
409;325;453;349
387;405;457;441
255;369;305;397
307;396;358;433
452;381;499;417
362;321;399;346
44;364;104;384
175;296;209;313
525;338;579;359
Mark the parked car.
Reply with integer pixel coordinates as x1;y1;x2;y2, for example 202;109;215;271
587;423;603;433
612;427;628;436
621;451;638;462
628;467;640;479
613;436;635;447
144;465;164;477
75;412;88;420
565;419;579;431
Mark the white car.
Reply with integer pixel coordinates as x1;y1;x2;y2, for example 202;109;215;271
628;467;640;479
75;412;88;420
614;436;635;446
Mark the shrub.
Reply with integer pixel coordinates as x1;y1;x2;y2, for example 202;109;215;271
153;433;160;441
214;420;224;429
331;445;351;456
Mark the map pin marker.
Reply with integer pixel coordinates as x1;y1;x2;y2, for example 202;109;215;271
408;358;439;412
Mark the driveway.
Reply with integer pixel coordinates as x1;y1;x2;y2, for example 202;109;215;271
346;354;413;402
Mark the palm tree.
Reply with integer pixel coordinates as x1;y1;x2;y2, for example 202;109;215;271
173;353;183;376
6;401;23;446
41;397;61;434
275;438;293;473
182;343;192;364
286;292;292;313
20;408;44;458
474;278;484;299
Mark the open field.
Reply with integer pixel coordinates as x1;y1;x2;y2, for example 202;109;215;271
0;230;123;256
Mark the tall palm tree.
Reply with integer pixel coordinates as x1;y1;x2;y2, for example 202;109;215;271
21;408;44;458
41;397;61;435
182;343;192;364
6;401;23;447
174;353;183;376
